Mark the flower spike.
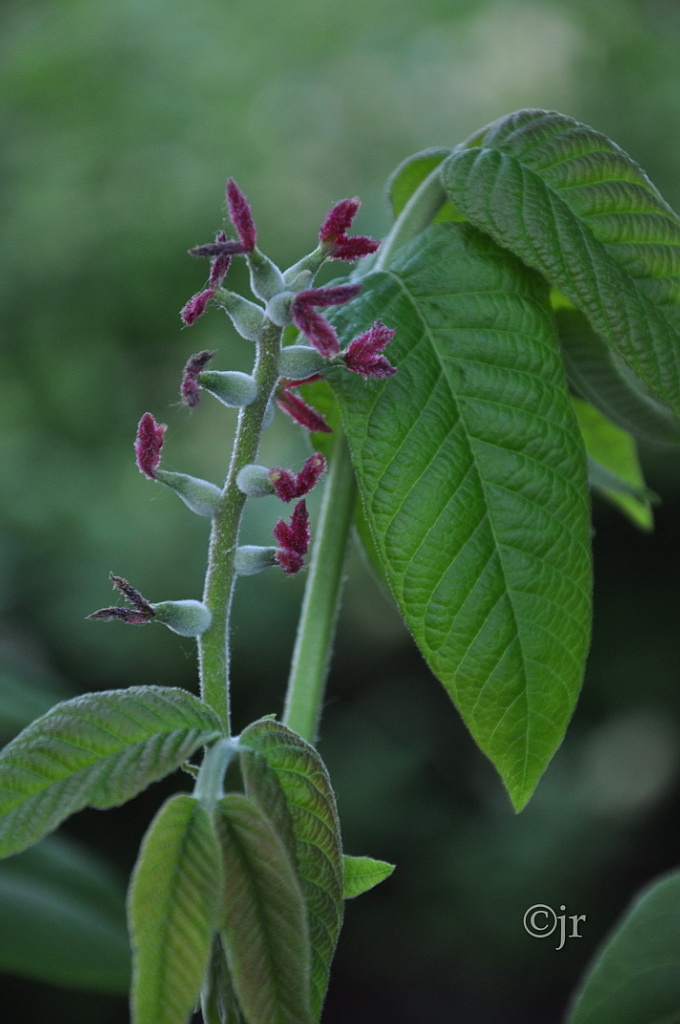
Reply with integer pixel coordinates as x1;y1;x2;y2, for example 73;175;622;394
273;499;310;574
181;350;215;407
135;413;166;479
226;178;257;252
319;197;380;262
342;320;397;379
269;452;327;502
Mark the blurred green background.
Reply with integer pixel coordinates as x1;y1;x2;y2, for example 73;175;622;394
2;0;680;1021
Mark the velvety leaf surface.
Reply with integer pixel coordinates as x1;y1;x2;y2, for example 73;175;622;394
442;109;680;420
567;870;680;1024
217;793;313;1024
129;794;223;1024
0;833;130;991
239;718;343;1019
342;854;395;899
0;686;222;857
573;398;655;531
330;222;592;809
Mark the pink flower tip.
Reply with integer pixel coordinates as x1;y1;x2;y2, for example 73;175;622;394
226;178;257;252
181;288;215;326
135;413;166;479
291;285;361;359
274;499;310;574
269;452;327;502
276;385;332;434
319;197;380;262
342;320;397;379
181;350;215;407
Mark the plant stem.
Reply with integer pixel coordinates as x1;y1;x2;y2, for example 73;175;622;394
283;433;356;742
198;318;283;733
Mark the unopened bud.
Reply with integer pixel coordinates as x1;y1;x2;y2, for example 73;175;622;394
151;600;212;637
233;545;278;575
217;291;265;342
247;249;286;301
278;345;327;381
198;371;258;408
236;464;275;498
265;291;294;328
153;469;222;517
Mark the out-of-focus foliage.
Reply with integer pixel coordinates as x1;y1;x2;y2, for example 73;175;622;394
2;0;680;1021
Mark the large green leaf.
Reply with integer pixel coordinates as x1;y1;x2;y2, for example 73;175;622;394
441;109;680;420
567;870;680;1024
0;833;130;992
129;794;223;1024
216;793;313;1024
239;718;344;1019
330;222;592;810
0;686;223;858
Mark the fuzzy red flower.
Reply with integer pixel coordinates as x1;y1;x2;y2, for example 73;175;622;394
319;197;380;262
290;284;361;358
276;385;332;434
342;320;397;378
135;413;166;479
181;350;215;408
269;452;327;502
273;499;310;574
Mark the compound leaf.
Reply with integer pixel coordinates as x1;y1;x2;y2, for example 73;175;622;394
442;109;680;421
0;686;223;858
330;222;592;810
129;794;223;1024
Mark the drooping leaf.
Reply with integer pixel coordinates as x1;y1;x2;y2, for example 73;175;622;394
329;222;592;810
573;397;656;531
567;870;680;1024
556;304;680;448
342;855;395;899
0;686;223;858
216;793;313;1024
129;794;223;1024
441;109;680;420
0;833;130;992
239;718;344;1019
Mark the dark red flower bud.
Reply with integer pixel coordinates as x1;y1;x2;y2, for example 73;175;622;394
273;499;310;574
226;178;257;252
269;452;327;502
135;413;166;479
290;284;361;359
87;574;156;625
208;230;232;287
181;350;215;408
276;386;332;434
342;320;397;379
318;197;380;262
180;288;215;326
332;236;381;261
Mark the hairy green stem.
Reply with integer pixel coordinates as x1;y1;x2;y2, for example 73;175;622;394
374;164;449;271
283;434;356;742
198;319;283;732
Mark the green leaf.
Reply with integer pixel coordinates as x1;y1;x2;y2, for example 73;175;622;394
567;870;680;1024
387;146;458;221
330;222;592;810
129;794;223;1024
556;304;680;449
0;833;130;992
573;397;656;531
216;793;313;1024
342;855;395;899
239;718;344;1020
441;109;680;420
0;686;223;858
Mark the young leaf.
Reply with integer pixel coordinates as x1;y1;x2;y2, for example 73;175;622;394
129;794;223;1024
556;304;680;449
0;833;130;992
0;686;223;858
387;146;458;222
330;223;592;810
216;793;313;1024
342;855;395;899
441;109;680;420
573;398;656;531
239;718;344;1020
566;870;680;1024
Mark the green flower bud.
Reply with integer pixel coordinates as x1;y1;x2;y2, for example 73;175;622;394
278;345;327;381
247;249;286;301
153;469;222;517
236;464;274;498
217;291;265;342
233;545;278;576
265;291;294;328
198;371;258;408
151;600;212;637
